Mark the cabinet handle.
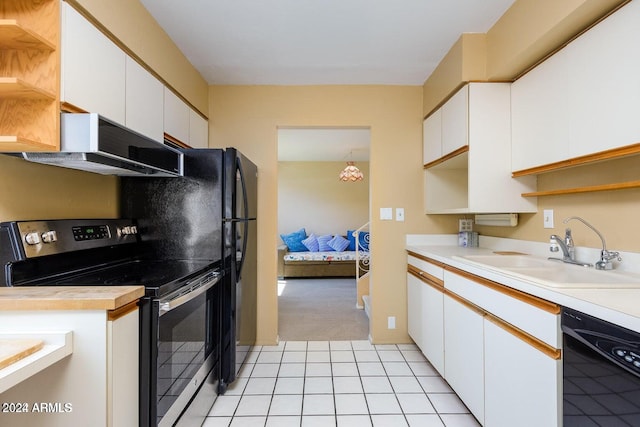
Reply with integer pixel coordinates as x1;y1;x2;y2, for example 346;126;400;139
407;265;444;290
486;313;561;360
445;266;560;315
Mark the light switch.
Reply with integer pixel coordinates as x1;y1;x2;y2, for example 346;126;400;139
380;207;393;220
395;208;405;222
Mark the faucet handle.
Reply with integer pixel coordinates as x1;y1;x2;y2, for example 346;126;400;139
549;236;560;252
596;250;622;270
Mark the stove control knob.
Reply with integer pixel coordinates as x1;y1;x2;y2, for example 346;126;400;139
42;230;57;243
118;226;137;236
25;232;41;245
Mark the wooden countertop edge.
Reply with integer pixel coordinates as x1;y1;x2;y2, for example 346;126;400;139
0;286;145;311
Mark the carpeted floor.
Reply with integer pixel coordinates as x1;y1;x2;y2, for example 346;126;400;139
278;278;369;341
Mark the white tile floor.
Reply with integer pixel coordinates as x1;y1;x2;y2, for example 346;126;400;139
203;340;481;427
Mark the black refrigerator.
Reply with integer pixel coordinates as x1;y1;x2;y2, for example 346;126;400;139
120;147;257;395
219;147;258;393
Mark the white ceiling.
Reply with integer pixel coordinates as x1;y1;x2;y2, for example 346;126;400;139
140;0;515;160
139;0;516;86
278;128;370;161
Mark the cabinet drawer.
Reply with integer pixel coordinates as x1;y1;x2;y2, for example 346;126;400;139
444;268;560;347
407;252;444;281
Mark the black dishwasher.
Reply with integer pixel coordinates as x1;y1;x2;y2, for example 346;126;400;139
562;307;640;426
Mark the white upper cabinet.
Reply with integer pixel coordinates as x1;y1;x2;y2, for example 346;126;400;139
511;0;640;172
61;3;126;124
511;50;570;171
441;85;468;155
125;57;164;142
422;85;468;166
423;109;442;164
567;0;640;158
189;109;209;148
163;87;190;144
164;87;209;148
424;83;537;214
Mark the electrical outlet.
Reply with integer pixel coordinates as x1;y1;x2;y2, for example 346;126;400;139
543;209;554;229
459;219;473;232
388;316;396;329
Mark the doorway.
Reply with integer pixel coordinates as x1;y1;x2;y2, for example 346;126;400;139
276;127;370;341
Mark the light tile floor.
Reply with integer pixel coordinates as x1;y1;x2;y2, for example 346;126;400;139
203;341;481;427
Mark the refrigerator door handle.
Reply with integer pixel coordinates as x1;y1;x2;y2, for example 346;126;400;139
236;157;250;277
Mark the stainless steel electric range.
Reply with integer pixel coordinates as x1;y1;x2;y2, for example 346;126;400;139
0;218;221;427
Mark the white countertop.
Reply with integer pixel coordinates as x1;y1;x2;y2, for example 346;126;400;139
407;234;640;333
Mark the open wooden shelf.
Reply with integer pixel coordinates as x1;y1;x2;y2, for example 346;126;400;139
523;180;640;197
0;77;56;99
0;0;60;150
0;135;56;151
0;19;56;50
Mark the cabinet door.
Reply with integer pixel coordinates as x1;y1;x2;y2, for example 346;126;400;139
444;293;484;423
422;281;444;376
567;0;640;158
107;308;139;427
189;109;208;148
484;318;561;427
407;272;445;376
441;85;468;156
164;87;190;144
407;273;425;350
511;49;570;171
423;109;442;164
125;57;164;142
61;3;125;124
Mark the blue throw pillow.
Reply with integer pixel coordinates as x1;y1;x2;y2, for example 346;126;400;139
347;230;356;251
302;233;319;252
328;234;350;252
280;228;307;252
317;234;334;251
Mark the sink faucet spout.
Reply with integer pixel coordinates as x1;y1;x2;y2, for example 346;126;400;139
563;216;621;270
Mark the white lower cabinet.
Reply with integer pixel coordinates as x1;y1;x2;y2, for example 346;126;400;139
484;317;561;427
444;293;485;424
406;272;426;350
0;307;139;427
107;307;139;427
407;272;444;375
407;254;562;426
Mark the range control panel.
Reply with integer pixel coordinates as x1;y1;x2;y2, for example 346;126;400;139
14;219;139;259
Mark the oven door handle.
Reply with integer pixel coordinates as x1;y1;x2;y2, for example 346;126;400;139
158;276;219;316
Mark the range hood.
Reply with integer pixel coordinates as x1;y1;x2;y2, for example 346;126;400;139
20;113;183;177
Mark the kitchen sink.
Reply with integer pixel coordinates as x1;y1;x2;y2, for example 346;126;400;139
453;254;640;289
455;254;555;269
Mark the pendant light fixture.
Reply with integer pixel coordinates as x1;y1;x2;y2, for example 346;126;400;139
339;151;364;182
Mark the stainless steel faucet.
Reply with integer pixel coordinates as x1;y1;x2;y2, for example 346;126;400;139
562;216;622;270
549;230;592;267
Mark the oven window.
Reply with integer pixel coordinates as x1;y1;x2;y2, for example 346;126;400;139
156;286;216;424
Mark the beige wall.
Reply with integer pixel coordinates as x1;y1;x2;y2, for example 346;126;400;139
278;161;369;238
0;155;118;222
209;85;459;345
